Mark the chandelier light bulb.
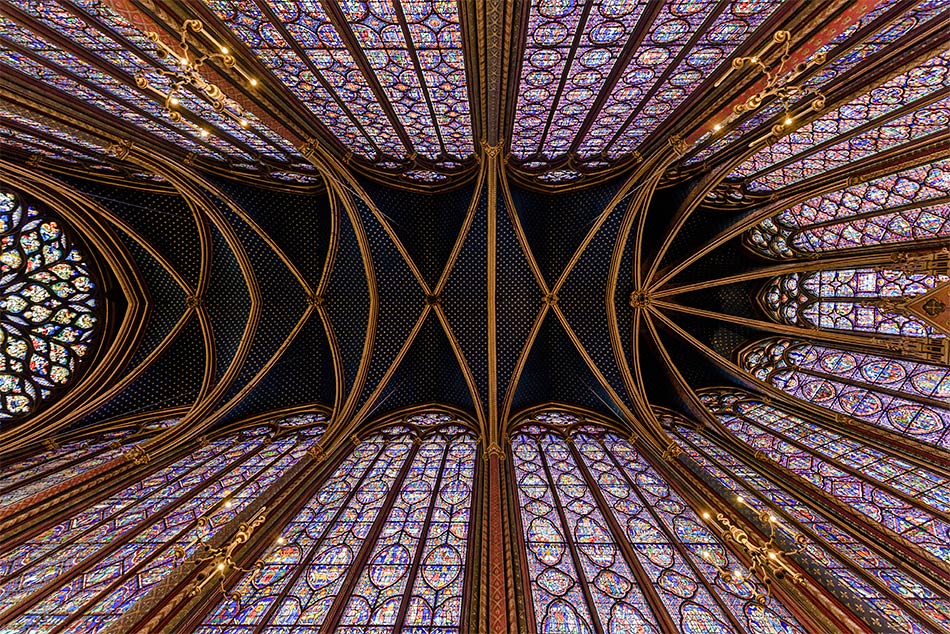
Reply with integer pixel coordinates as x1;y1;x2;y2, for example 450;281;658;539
220;46;229;54
169;97;179;106
250;78;258;86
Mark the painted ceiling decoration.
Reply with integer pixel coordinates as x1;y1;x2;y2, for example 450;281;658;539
2;1;950;633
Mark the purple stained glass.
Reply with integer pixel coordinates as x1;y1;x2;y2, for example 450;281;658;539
761;268;949;337
338;0;473;163
203;0;406;162
600;0;785;161
741;338;950;448
198;416;475;633
4;1;296;162
668;402;950;633
510;0;649;162
698;393;950;565
687;1;950;165
4;423;324;629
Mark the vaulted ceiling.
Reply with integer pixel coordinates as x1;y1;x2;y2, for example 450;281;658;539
1;0;948;461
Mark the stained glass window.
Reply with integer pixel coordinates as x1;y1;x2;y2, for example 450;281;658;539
510;411;804;633
760;267;949;337
729;49;950;191
198;412;477;632
741;338;950;448
203;0;473;171
748;158;950;258
0;427;138;509
0;189;99;419
685;0;931;166
2;0;304;168
665;405;950;633
0;416;325;631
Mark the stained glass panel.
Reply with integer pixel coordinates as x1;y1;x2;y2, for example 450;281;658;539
730;50;950;190
1;190;99;419
0;422;324;631
669;406;950;633
198;416;476;633
742;338;950;447
760;268;949;337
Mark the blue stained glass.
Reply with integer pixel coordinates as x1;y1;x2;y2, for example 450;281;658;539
3;2;297;162
203;0;406;161
687;1;950;165
760;268;948;338
200;416;475;632
699;393;950;572
742;338;950;448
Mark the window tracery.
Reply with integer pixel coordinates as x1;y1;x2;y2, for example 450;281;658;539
665;405;950;633
0;416;325;631
741;337;950;447
509;411;804;634
748;158;950;258
0;190;99;419
198;412;477;632
759;267;949;337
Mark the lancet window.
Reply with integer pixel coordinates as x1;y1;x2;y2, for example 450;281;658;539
509;410;803;633
0;416;325;631
759;267;949;337
198;412;478;633
664;404;950;634
740;337;950;447
747;158;950;258
1;189;99;419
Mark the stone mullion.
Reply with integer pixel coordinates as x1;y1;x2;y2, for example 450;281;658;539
670;426;943;634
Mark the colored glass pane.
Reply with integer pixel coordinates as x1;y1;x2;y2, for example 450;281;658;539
598;0;784;161
511;414;807;633
726;48;950;189
0;190;99;419
669;404;950;633
742;338;950;448
2;424;324;630
203;0;406;161
198;416;476;632
761;268;949;337
3;1;297;163
700;393;950;564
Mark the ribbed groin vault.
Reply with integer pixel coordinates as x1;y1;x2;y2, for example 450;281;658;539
1;1;949;632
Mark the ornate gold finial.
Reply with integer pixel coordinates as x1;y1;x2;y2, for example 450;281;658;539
627;432;639;445
299;138;320;158
668;134;688;157
481;141;501;158
753;450;767;461
629;290;650;308
351;434;362;446
307;445;325;463
107;139;133;160
196;436;210;448
183;152;198;166
484;441;505;461
124;444;150;465
662;442;682;462
28;153;43;167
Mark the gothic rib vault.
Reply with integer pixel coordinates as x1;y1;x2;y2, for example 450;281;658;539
1;0;950;632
